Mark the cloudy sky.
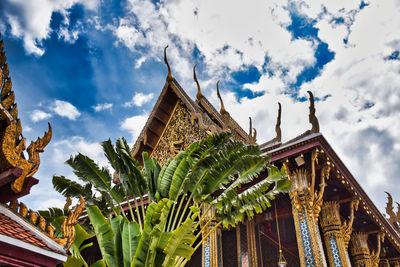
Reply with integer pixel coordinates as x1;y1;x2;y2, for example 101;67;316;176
1;0;399;212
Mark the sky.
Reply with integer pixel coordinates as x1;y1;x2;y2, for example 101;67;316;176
1;0;400;213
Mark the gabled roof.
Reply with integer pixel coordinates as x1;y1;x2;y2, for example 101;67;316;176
131;47;252;162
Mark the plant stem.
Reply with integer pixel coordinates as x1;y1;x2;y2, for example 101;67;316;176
181;220;223;266
169;194;186;231
131;197;142;232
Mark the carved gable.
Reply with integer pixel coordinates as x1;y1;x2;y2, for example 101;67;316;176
151;100;209;166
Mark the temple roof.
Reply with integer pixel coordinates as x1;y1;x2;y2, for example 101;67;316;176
131;47;252;162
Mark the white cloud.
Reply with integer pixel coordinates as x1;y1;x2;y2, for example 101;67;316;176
124;92;154;107
120;113;148;143
93;103;113;112
50;99;81;120
31;109;52;122
1;0;99;55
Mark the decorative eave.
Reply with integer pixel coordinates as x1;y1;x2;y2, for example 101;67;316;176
0;196;84;253
267;133;400;254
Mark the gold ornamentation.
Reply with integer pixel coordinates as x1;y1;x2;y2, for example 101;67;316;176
342;199;359;249
152;101;208;166
194;65;204;101
53;196;85;250
307;91;319;133
164;46;173;83
284;149;330;267
385;191;400;231
370;233;384;267
0;41;52;193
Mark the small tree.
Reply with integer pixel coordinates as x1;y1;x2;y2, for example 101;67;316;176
53;132;290;266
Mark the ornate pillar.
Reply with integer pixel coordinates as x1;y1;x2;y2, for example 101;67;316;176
236;220;258;267
350;232;384;267
284;149;329;267
320;199;359;267
202;205;223;267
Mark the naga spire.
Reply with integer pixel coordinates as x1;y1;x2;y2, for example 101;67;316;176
216;80;228;115
164;45;173;83
275;102;282;142
308;91;319;133
194;64;204;101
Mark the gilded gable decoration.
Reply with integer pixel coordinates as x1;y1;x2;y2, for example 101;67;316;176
0;40;52;194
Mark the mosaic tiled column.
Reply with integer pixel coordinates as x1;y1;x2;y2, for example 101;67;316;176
236;221;258;267
319;200;359;267
202;205;223;267
284;150;329;267
350;232;384;267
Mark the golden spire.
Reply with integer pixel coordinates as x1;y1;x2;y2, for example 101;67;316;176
308;91;319;133
194;64;204;101
216;80;227;115
276;102;282;142
164;45;173;83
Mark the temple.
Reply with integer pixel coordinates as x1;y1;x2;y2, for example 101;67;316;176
0;39;84;266
1;35;400;266
131;47;400;266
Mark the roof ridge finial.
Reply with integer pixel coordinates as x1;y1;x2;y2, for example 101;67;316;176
276;102;282;142
194;64;204;101
249;117;257;144
308;91;319;133
164;45;173;83
216;80;227;115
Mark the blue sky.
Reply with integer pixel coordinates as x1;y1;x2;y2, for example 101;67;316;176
1;0;400;212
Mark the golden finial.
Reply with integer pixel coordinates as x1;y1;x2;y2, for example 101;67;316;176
216;80;227;115
276;102;282;142
308;91;319;133
164;45;173;83
194;64;204;101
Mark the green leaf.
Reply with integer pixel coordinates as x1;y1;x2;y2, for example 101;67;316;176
86;205;116;267
122;220;140;267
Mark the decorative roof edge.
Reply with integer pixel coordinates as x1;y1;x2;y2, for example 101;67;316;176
0;203;65;254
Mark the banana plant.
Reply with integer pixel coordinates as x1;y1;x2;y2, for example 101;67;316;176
53;132;291;266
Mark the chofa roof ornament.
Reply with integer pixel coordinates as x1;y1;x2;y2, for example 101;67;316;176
276;102;282;142
216;80;228;115
193;64;204;101
308;91;319;133
164;45;173;83
249;117;257;144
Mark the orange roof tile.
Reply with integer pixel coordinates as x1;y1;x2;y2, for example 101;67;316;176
0;213;52;251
